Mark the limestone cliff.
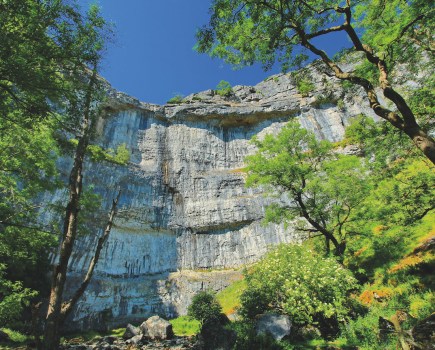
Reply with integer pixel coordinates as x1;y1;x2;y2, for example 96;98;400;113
57;61;377;330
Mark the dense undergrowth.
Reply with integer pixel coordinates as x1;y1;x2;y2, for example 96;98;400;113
208;113;434;349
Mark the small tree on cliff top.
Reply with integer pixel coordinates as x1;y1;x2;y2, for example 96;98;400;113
196;0;435;163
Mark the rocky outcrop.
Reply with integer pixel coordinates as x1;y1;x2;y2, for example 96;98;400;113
255;314;292;341
52;60;378;330
140;316;174;340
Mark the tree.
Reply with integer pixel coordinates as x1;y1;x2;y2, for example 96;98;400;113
246;121;370;256
216;80;233;96
188;290;223;325
196;0;435;163
40;5;124;349
0;0;108;334
240;244;357;335
0;0;124;347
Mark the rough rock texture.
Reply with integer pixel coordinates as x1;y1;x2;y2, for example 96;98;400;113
51;61;379;330
122;324;140;340
140;316;174;340
60;335;195;350
255;313;292;341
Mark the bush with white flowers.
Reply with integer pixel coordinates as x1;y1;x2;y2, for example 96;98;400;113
240;244;357;326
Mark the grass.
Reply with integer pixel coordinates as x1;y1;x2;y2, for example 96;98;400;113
170;316;200;336
109;327;126;337
216;278;247;315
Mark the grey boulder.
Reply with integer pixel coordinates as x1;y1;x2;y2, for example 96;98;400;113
140;315;174;340
255;313;292;341
122;323;141;340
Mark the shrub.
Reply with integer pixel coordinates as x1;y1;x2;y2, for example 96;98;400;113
340;307;397;350
337;99;345;110
167;94;184;104
88;143;130;165
216;80;233;97
188;290;222;324
239;244;357;331
229;321;284;350
296;78;314;97
0;264;37;327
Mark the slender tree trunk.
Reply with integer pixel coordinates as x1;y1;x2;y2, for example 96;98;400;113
60;190;121;322
43;67;97;350
296;193;344;256
31;302;42;350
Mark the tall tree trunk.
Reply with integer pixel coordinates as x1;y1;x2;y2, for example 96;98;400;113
43;67;97;350
60;190;121;322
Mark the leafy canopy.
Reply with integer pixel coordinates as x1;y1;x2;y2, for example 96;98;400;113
0;0;115;332
240;244;357;325
246;121;370;255
188;290;223;324
197;0;435;163
197;0;433;74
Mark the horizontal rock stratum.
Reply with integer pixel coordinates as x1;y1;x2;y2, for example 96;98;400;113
51;61;377;330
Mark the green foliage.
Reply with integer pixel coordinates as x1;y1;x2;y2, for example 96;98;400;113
240;244;357;328
0;0;114;337
197;0;435;163
169;316;201;336
187;290;223;324
196;0;342;71
296;78;314;97
0;226;56;295
109;328;126;338
215;80;233;97
0;264;37;327
197;0;433;79
336;99;345;110
367;159;434;225
345;115;416;170
167;95;184;104
339;307;396;350
407;77;435;131
353;0;434;74
0;118;60;229
0;327;28;344
216;278;246;315
229;321;285;350
87;143;130;165
246;121;370;255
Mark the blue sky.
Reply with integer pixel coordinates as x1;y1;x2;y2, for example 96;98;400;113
79;1;350;105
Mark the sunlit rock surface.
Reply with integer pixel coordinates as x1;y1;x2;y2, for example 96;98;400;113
59;61;377;330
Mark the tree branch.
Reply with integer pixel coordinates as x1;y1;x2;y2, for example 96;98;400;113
306;24;347;39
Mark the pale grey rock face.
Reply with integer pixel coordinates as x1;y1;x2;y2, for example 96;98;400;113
58;61;377;330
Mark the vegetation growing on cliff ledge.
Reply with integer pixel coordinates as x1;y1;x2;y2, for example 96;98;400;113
197;0;435;163
0;1;433;349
